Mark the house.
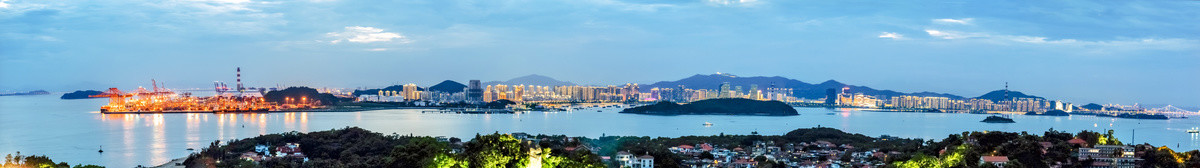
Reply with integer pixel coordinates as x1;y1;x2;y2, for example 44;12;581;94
671;145;695;153
979;156;1009;167
699;143;714;152
254;144;270;154
1068;138;1088;147
511;132;532;140
275;142;306;161
240;152;263;162
616;151;635;167
637;155;655;168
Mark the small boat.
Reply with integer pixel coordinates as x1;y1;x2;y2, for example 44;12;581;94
186;148;195;151
703;122;713;126
98;146;104;153
1188;127;1199;133
826;113;836;115
596;110;602;112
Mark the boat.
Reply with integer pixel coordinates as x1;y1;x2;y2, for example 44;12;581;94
1188;127;1199;133
981;115;1015;123
703;122;713;126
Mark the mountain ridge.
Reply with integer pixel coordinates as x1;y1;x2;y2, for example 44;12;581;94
641;74;966;100
975;90;1044;102
482;74;576;86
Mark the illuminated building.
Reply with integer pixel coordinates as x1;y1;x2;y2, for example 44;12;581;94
402;83;420;101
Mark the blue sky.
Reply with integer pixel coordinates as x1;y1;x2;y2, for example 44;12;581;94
1;0;1197;106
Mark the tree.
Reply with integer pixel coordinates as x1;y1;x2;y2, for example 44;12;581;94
390;137;450;167
700;152;715;160
462;133;531;168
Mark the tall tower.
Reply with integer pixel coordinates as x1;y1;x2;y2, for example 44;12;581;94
237;67;245;94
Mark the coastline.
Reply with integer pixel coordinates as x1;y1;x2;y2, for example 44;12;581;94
810;106;1179;120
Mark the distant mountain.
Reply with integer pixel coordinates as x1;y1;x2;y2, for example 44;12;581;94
1080;103;1103;110
641;74;964;100
427;80;467;93
641;74;812;91
974;90;1043;102
482;74;575;86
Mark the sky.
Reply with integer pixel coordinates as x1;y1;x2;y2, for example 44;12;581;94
1;0;1197;106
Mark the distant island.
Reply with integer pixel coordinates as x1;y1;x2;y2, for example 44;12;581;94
620;98;798;116
0;90;49;96
1114;113;1168;120
1025;110;1070;116
980;115;1015;123
61;90;104;99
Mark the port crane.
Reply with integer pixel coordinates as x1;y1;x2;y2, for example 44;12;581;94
89;88;132;112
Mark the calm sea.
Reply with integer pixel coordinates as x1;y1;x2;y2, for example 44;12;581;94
1;95;1196;167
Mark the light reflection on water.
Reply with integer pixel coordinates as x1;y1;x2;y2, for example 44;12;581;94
1;95;1198;168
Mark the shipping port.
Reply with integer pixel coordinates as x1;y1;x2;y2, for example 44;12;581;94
92;68;320;114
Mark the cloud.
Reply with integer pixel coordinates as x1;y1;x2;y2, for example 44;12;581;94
925;29;985;39
933;18;973;25
0;0;9;8
878;32;903;39
924;29;1198;51
366;48;388;51
326;26;408;44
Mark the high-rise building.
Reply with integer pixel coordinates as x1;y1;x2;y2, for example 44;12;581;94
467;80;483;103
513;85;524;102
825;88;838;105
403;84;420;101
718;82;731;98
749;84;759;100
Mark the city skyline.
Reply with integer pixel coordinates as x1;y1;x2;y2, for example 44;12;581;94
3;0;1198;106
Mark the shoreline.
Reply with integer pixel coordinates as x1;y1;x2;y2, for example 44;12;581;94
806;106;1181;120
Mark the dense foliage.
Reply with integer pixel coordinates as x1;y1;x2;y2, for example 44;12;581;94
621;98;798;116
183;127;603;168
263;87;349;105
584;127;925;167
3;152;103;168
891;129;1200;168
351;85;424;97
